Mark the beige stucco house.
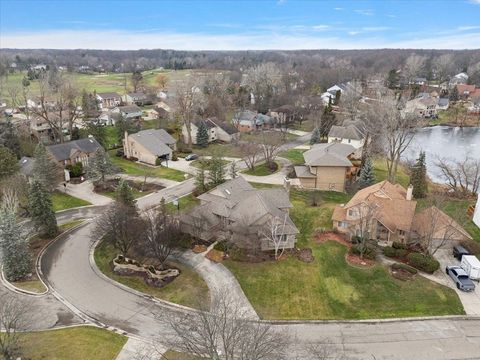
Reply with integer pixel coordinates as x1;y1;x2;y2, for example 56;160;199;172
180;176;298;252
294;143;357;192
123;129;177;166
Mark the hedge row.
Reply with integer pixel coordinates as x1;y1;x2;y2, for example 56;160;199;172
407;252;440;274
383;246;407;258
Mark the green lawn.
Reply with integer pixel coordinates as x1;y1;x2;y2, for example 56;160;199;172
242;162;279;176
109;151;187;181
278;149;306;165
95;240;210;309
189;158;230;169
240;131;299;143
166;194;200;213
224;188;463;320
101;187;155;200
191;143;242;158
373;157;410;188
19;326;126;360
51;191;91;212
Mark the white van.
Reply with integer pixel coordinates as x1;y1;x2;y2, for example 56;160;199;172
460;255;480;281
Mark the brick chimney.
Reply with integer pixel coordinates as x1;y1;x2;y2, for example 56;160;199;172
406;184;413;201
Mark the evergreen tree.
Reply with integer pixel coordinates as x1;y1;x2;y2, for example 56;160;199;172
28;178;58;238
115;115;140;143
334;90;341;105
410;151;428;198
115;179;136;208
449;86;459;102
386;69;399;89
310;127;321;145
358;157;375;188
87;148;116;184
33;143;61;192
196;121;209;148
208;155;226;186
194;162;208;193
0;192;31;282
319;102;336;139
0;119;21;157
0;146;19;180
229;161;238;179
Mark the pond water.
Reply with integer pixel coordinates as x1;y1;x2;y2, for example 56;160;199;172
404;126;480;183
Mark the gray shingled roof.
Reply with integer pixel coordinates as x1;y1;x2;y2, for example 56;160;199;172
129;129;176;157
19;156;35;177
210;118;239;135
303;143;355;167
117;105;142;114
47;138;102;162
328;121;365;141
97;92;121;99
294;165;316;178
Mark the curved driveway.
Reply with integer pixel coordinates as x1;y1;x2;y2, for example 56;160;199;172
37;179;480;359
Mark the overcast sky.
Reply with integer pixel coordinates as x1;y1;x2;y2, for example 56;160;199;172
1;0;480;50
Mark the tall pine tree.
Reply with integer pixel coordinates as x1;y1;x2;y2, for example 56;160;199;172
208;154;226;186
115;179;136;208
194;162;208;193
0;192;31;281
33;143;61;192
87;147;116;184
310;127;321;145
29;178;58;238
196;121;209;148
358;157;375;188
410;151;428;198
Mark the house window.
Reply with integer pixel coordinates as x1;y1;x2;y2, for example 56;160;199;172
348;209;354;216
399;230;405;236
348;139;351;143
276;234;288;243
338;221;349;228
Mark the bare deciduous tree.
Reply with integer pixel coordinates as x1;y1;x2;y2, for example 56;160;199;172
262;214;290;260
0;293;34;359
433;54;455;84
239;142;262;171
261;131;284;169
243;62;282;112
164;293;289;360
404;54;427;83
348;202;379;259
435;155;480;197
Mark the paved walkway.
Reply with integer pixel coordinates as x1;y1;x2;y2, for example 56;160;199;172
175;247;259;320
116;174;180;188
116;337;165;360
59;181;112;206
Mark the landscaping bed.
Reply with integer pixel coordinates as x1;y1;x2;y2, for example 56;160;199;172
243;161;279;176
93;178;163;199
382;243;440;274
94;240;210;309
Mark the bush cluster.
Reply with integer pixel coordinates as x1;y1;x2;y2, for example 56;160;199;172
383;246;407;258
65;162;83;177
213;241;228;252
351;245;376;260
461;240;480;257
392;241;407;250
407;252;439;273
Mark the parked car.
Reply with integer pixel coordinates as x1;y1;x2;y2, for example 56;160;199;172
446;266;476;292
185;154;199;161
453;245;470;261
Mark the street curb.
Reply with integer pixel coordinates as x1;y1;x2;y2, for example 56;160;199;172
89;237;199;315
0;220;89;297
55;204;100;214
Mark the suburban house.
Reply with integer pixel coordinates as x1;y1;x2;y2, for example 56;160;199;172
411;77;427;86
180;176;299;252
436;98;450;111
405;96;437;118
327;120;366;149
111;105;143;121
294;143;358;192
182;118;240;145
456;84;477;98
46;137;103;167
123;129;177;165
332;181;472;248
269;105;296;124
122;92;148;106
232;110;275;132
96;92;122;110
449;72;469;86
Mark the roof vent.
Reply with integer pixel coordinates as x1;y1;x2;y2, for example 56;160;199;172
225;189;231;195
22;159;28;163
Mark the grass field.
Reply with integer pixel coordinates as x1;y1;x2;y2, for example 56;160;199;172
109;151;187;181
191;143;242;158
19;326;126;360
165;194;200;213
278;148;306;165
189;158;229;169
224;188;464;320
51;191;91;212
95;240;210;309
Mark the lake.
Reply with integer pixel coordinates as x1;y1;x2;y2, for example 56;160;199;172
405;126;480;183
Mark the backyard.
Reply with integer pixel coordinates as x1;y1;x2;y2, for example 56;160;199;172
224;187;464;320
372;157;410;188
109;150;187;181
18;326;126;360
95;240;210;309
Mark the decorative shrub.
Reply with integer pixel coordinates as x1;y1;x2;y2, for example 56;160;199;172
351;245;376;260
214;241;228;252
395;249;408;257
383;246;397;258
155;157;163;166
407;252;439;273
392;241;407;250
171;152;178;161
116;149;124;157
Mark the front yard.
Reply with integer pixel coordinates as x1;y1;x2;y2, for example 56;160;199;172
19;326;126;360
223;187;464;320
278;149;306;165
95;240;210;309
51;191;91;212
109;150;187;181
242;162;279;176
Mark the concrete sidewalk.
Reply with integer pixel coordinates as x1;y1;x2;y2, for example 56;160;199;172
116;337;165;360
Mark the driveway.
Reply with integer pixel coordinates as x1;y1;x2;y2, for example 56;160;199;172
433;249;480;315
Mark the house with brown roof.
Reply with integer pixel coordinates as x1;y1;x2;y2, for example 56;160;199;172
332;180;472;248
180;176;298;252
456;84;476;98
96;92;122;110
294;143;358;192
